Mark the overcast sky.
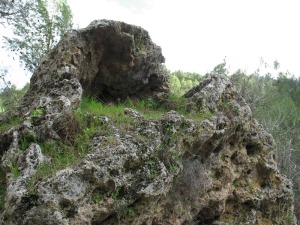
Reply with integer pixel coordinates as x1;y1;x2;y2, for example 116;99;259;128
2;0;300;88
69;0;300;76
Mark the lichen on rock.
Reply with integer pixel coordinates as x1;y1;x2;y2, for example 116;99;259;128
0;20;296;225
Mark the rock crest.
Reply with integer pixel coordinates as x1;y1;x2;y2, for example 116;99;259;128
20;19;168;115
0;21;296;224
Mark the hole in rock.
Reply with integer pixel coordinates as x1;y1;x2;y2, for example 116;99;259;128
245;144;259;156
59;199;70;209
214;170;222;179
235;125;242;132
0;134;13;156
87;51;91;61
195;216;220;225
109;169;119;176
230;152;238;161
79;59;163;103
216;122;226;130
243;200;255;208
261;182;268;188
98;88;121;103
59;199;77;218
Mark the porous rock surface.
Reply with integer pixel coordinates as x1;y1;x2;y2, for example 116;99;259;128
20;19;168;115
0;21;296;225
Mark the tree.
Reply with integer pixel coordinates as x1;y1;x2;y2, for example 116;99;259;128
1;0;72;113
169;70;202;96
230;70;280;111
169;75;181;95
0;67;30;112
0;0;33;25
0;83;29;112
3;0;73;72
276;73;300;107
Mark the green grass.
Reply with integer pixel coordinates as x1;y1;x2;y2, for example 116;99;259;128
26;95;214;189
79;97;166;119
146;160;159;179
93;194;103;203
80;98;125;116
0;116;21;134
31;108;45;117
79;96;213;121
27;111;98;186
28;141;76;186
282;210;294;225
19;136;34;151
11;163;21;179
32;128;93;178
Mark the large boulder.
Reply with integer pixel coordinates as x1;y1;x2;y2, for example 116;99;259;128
20;19;168;115
0;21;296;225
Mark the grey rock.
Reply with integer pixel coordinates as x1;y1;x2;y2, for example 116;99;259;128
124;108;143;119
0;21;296;224
20;19;168;116
21;143;49;178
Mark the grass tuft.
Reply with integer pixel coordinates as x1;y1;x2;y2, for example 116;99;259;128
0;116;21;134
25;95;214;190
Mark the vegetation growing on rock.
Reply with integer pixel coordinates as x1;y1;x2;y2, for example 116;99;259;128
0;20;298;224
0;74;296;224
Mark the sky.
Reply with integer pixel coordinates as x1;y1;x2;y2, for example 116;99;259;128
69;0;300;74
1;0;300;88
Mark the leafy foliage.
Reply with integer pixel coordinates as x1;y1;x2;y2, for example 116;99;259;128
168;70;202;96
276;73;300;107
0;67;29;112
3;0;73;72
0;83;29;112
0;0;33;25
0;0;72;114
0;116;21;134
0;68;28;113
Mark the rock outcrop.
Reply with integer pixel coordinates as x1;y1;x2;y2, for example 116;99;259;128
20;19;168;115
0;20;296;225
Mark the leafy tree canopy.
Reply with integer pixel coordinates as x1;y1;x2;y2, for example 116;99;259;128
0;0;33;25
169;70;202;96
3;0;73;72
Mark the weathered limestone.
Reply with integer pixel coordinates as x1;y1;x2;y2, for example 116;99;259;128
20;19;168;116
0;20;296;224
